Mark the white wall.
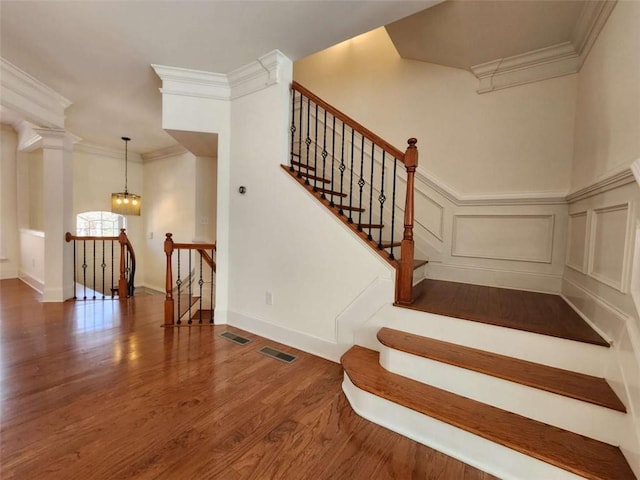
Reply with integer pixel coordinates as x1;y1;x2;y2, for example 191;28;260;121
142;151;196;292
19;229;45;292
294;27;577;197
194;155;217;243
73;146;145;288
562;2;640;476
0;125;19;278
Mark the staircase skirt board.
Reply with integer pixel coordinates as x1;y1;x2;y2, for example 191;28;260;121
342;346;636;480
379;346;627;446
343;374;585;480
383;307;612;377
377;328;625;412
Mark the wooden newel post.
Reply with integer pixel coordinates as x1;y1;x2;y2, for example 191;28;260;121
117;228;128;299
164;233;175;326
398;138;418;305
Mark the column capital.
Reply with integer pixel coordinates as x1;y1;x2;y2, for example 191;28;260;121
32;128;79;151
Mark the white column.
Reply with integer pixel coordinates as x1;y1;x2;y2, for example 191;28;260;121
35;128;74;302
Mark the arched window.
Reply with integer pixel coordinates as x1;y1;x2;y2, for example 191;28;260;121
76;211;126;237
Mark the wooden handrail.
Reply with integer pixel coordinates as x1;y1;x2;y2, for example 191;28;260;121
65;232;118;242
164;233;216;325
292;81;406;162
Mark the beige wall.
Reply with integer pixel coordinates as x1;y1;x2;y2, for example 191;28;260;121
27;149;44;231
143;151;197;292
571;1;640;191
294;27;576;197
0;125;19;278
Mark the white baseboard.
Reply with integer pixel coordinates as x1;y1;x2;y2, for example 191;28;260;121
226;311;344;363
342;374;583;480
19;272;43;293
427;262;562;293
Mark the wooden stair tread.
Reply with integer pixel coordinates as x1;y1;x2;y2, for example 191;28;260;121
358;223;384;229
337;205;365;213
412;259;428;269
299;171;331;183
381;241;401;249
316;187;347;198
342;346;636;480
290;160;314;170
377;328;626;412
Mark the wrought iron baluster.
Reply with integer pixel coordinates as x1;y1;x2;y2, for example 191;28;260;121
357;135;365;230
378;151;387;249
188;250;193;324
368;143;375;240
289;89;296;169
304;97;311;182
210;248;214;324
330;115;336;207
92;240;96;299
390;159;398;260
198;253;204;324
348;128;355;222
111;240;114;297
320;108;328;199
82;240;87;300
176;250;182;325
313;103;319;191
72;240;77;299
338;121;346;214
297;89;303;176
101;240;106;299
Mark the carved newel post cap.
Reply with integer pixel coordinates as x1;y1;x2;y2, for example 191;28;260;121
407;138;418;147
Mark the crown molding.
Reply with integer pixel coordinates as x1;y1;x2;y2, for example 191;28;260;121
470;1;617;93
151;64;230;100
0;57;72;128
141;144;188;162
75;142;143;163
631;158;640;189
152;50;291;102
228;50;291;99
566;166;634;203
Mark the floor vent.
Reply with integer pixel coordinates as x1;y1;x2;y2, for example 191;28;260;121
220;331;251;345
258;346;297;364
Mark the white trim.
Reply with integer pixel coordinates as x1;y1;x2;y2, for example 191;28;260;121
225;310;344;363
451;214;555;264
427;262;563;293
566;210;589;273
342;374;584;480
228;50;289;100
151;64;231;100
470;1;617;94
567;167;634;203
588;202;633;293
0;57;71;128
19;272;44;294
630;158;640;188
75;142;143;163
141;145;188;162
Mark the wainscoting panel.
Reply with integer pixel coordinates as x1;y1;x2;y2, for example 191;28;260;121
589;203;632;292
566;211;588;273
451;214;555;263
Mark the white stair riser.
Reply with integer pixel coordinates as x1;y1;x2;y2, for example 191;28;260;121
412;263;427;286
343;374;585;480
380;346;627;446
378;306;612;377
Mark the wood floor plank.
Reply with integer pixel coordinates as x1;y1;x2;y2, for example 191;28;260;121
342;345;636;480
406;279;609;346
0;279;500;480
378;327;626;411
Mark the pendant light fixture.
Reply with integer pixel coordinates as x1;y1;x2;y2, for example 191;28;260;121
111;136;141;216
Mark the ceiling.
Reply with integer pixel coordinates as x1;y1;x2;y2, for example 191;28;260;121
0;0;439;154
386;0;588;70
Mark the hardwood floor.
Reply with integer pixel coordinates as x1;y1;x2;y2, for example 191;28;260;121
0;279;497;480
406;279;609;346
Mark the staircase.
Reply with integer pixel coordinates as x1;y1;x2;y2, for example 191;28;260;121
284;83;637;479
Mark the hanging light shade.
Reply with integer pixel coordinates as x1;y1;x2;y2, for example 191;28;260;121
111;136;141;216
